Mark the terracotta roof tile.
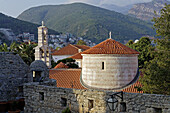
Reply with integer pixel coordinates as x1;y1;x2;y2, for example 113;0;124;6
50;48;56;53
54;62;69;69
69;52;82;59
52;44;90;55
49;69;86;89
51;44;78;55
81;39;139;54
74;45;90;50
122;80;143;93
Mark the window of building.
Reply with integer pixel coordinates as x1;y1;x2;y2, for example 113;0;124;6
39;92;44;101
61;97;67;107
18;86;23;93
88;99;94;110
102;62;104;70
33;71;42;82
153;108;162;113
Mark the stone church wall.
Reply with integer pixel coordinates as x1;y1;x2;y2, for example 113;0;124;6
24;83;170;113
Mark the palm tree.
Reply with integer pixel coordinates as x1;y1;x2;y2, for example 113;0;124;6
16;42;37;65
0;42;17;52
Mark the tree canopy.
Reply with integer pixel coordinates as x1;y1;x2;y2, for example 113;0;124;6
140;4;170;95
0;42;37;65
56;58;79;68
77;40;87;45
126;37;155;68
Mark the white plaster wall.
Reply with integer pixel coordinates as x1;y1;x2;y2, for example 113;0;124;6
75;59;82;68
81;54;138;90
52;55;72;62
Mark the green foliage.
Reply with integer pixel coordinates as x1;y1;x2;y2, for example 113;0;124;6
140;4;170;95
125;40;134;46
0;13;59;42
77;40;86;45
57;58;79;68
0;43;9;52
134;86;143;92
15;42;37;65
127;37;155;68
62;107;71;113
152;4;170;38
51;60;57;68
0;42;37;65
0;42;17;52
18;3;155;43
57;58;75;64
67;63;79;68
140;56;170;94
56;47;61;50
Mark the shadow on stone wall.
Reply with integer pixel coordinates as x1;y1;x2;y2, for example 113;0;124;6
24;82;108;113
23;82;170;113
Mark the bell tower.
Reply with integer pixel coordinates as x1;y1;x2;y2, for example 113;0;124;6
34;21;51;68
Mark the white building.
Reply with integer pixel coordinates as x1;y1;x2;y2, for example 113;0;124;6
52;44;90;62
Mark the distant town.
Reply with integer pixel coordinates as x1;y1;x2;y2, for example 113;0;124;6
0;28;96;49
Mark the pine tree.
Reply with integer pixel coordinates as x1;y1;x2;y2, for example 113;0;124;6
140;4;170;95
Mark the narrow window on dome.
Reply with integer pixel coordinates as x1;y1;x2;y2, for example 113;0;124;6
102;62;104;70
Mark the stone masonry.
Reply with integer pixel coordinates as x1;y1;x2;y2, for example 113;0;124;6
24;83;170;113
0;52;32;101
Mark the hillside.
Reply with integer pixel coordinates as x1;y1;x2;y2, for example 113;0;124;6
18;3;155;43
0;13;59;41
128;0;170;21
100;4;132;14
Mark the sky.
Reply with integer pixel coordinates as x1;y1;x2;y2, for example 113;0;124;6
0;0;159;17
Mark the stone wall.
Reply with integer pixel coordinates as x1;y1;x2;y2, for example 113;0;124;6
24;83;106;113
0;52;32;101
24;83;170;113
123;93;170;113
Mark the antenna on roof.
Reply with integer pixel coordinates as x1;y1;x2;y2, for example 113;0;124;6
42;21;44;26
109;31;112;39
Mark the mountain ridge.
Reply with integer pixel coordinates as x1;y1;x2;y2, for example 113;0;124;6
0;12;59;42
18;3;156;43
128;0;170;21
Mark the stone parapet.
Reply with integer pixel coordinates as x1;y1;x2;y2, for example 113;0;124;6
24;84;170;113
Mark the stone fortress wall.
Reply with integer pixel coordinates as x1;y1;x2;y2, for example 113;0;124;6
0;52;32;101
24;83;170;113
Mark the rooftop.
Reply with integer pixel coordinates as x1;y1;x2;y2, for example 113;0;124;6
54;62;69;69
69;52;82;59
49;69;85;89
81;39;139;54
52;44;90;55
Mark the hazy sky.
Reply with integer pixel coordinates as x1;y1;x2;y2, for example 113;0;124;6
0;0;160;17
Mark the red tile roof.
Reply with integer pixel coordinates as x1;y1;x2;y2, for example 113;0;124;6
81;39;139;54
49;69;86;89
51;44;90;55
49;69;143;93
69;52;82;59
74;45;91;50
121;80;143;93
54;62;69;69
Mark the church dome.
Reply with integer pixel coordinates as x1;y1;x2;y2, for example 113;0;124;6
30;60;48;71
80;39;139;90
